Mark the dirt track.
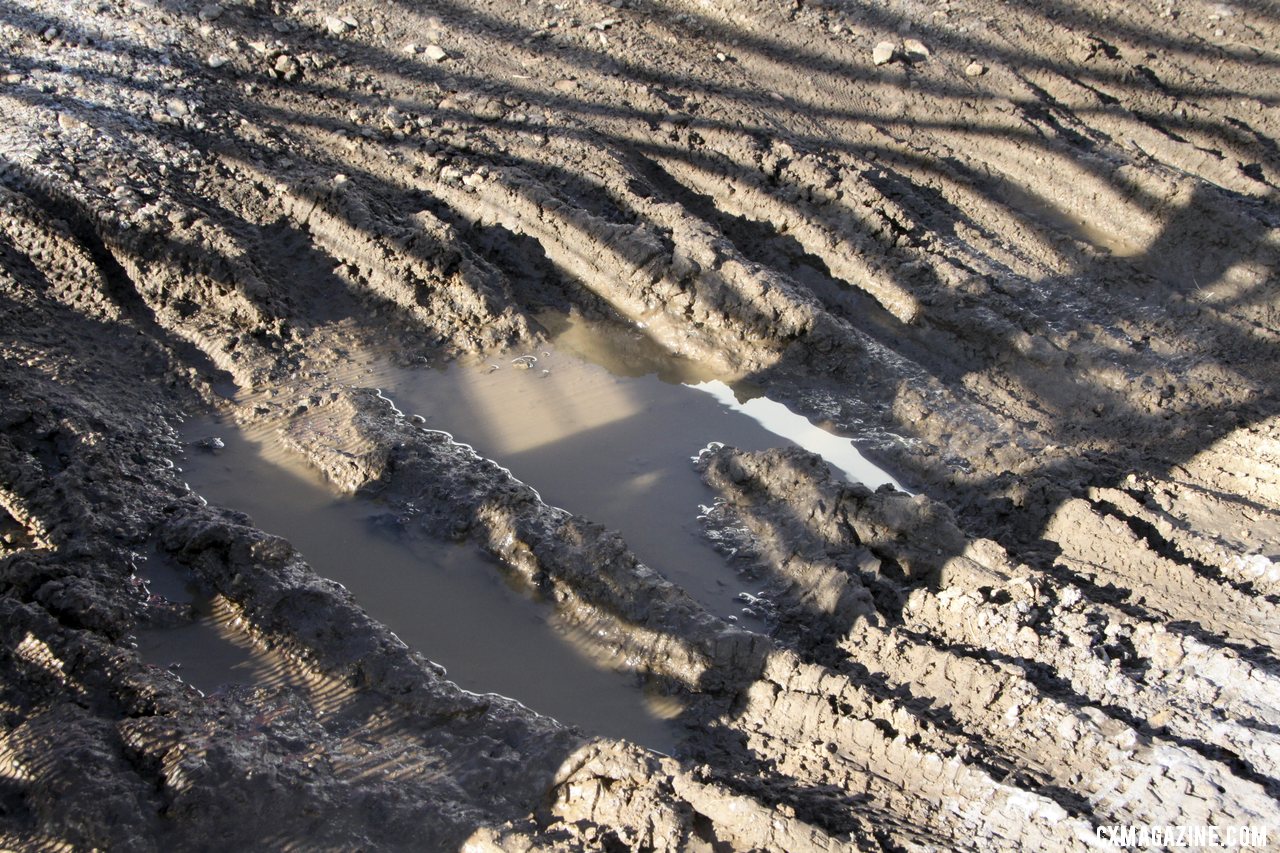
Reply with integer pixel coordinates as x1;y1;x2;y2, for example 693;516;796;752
1;0;1278;848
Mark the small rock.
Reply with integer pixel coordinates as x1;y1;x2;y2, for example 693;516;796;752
324;15;353;35
424;44;448;62
473;98;504;121
195;436;225;453
902;38;930;60
273;54;302;80
198;3;223;21
965;61;986;77
872;41;897;66
207;54;230;69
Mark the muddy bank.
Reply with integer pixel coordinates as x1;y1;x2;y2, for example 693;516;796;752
1;0;1278;848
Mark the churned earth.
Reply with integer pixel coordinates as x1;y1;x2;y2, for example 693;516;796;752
1;0;1278;849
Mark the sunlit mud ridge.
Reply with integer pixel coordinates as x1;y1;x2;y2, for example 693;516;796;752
1;0;1278;848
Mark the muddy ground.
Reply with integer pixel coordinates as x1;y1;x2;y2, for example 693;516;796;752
1;0;1278;849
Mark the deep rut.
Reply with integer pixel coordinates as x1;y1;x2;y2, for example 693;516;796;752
0;0;1277;848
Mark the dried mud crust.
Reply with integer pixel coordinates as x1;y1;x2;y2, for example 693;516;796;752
0;0;1277;849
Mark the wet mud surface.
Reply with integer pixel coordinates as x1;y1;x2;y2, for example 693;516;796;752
176;411;680;750
132;548;293;695
364;316;903;628
1;0;1278;848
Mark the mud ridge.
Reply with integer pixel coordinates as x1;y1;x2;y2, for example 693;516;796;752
1;0;1278;847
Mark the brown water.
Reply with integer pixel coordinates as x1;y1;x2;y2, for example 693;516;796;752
362;312;904;627
133;550;299;694
160;313;902;752
171;416;680;752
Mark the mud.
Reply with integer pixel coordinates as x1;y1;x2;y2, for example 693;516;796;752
357;317;902;628
176;411;679;750
0;0;1278;848
132;548;296;695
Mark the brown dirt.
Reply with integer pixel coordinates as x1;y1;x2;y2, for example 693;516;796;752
0;0;1277;849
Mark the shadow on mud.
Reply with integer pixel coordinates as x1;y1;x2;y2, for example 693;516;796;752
1;0;1278;844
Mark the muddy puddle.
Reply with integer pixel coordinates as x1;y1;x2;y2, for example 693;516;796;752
173;416;680;752
355;313;904;628
161;314;901;750
133;550;303;695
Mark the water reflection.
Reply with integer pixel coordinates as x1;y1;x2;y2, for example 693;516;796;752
366;311;906;629
173;417;678;752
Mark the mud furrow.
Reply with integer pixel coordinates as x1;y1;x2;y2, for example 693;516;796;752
903;572;1280;788
176;343;1091;846
1089;485;1280;598
696;445;1280;820
1045;498;1280;653
2;0;1278;847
